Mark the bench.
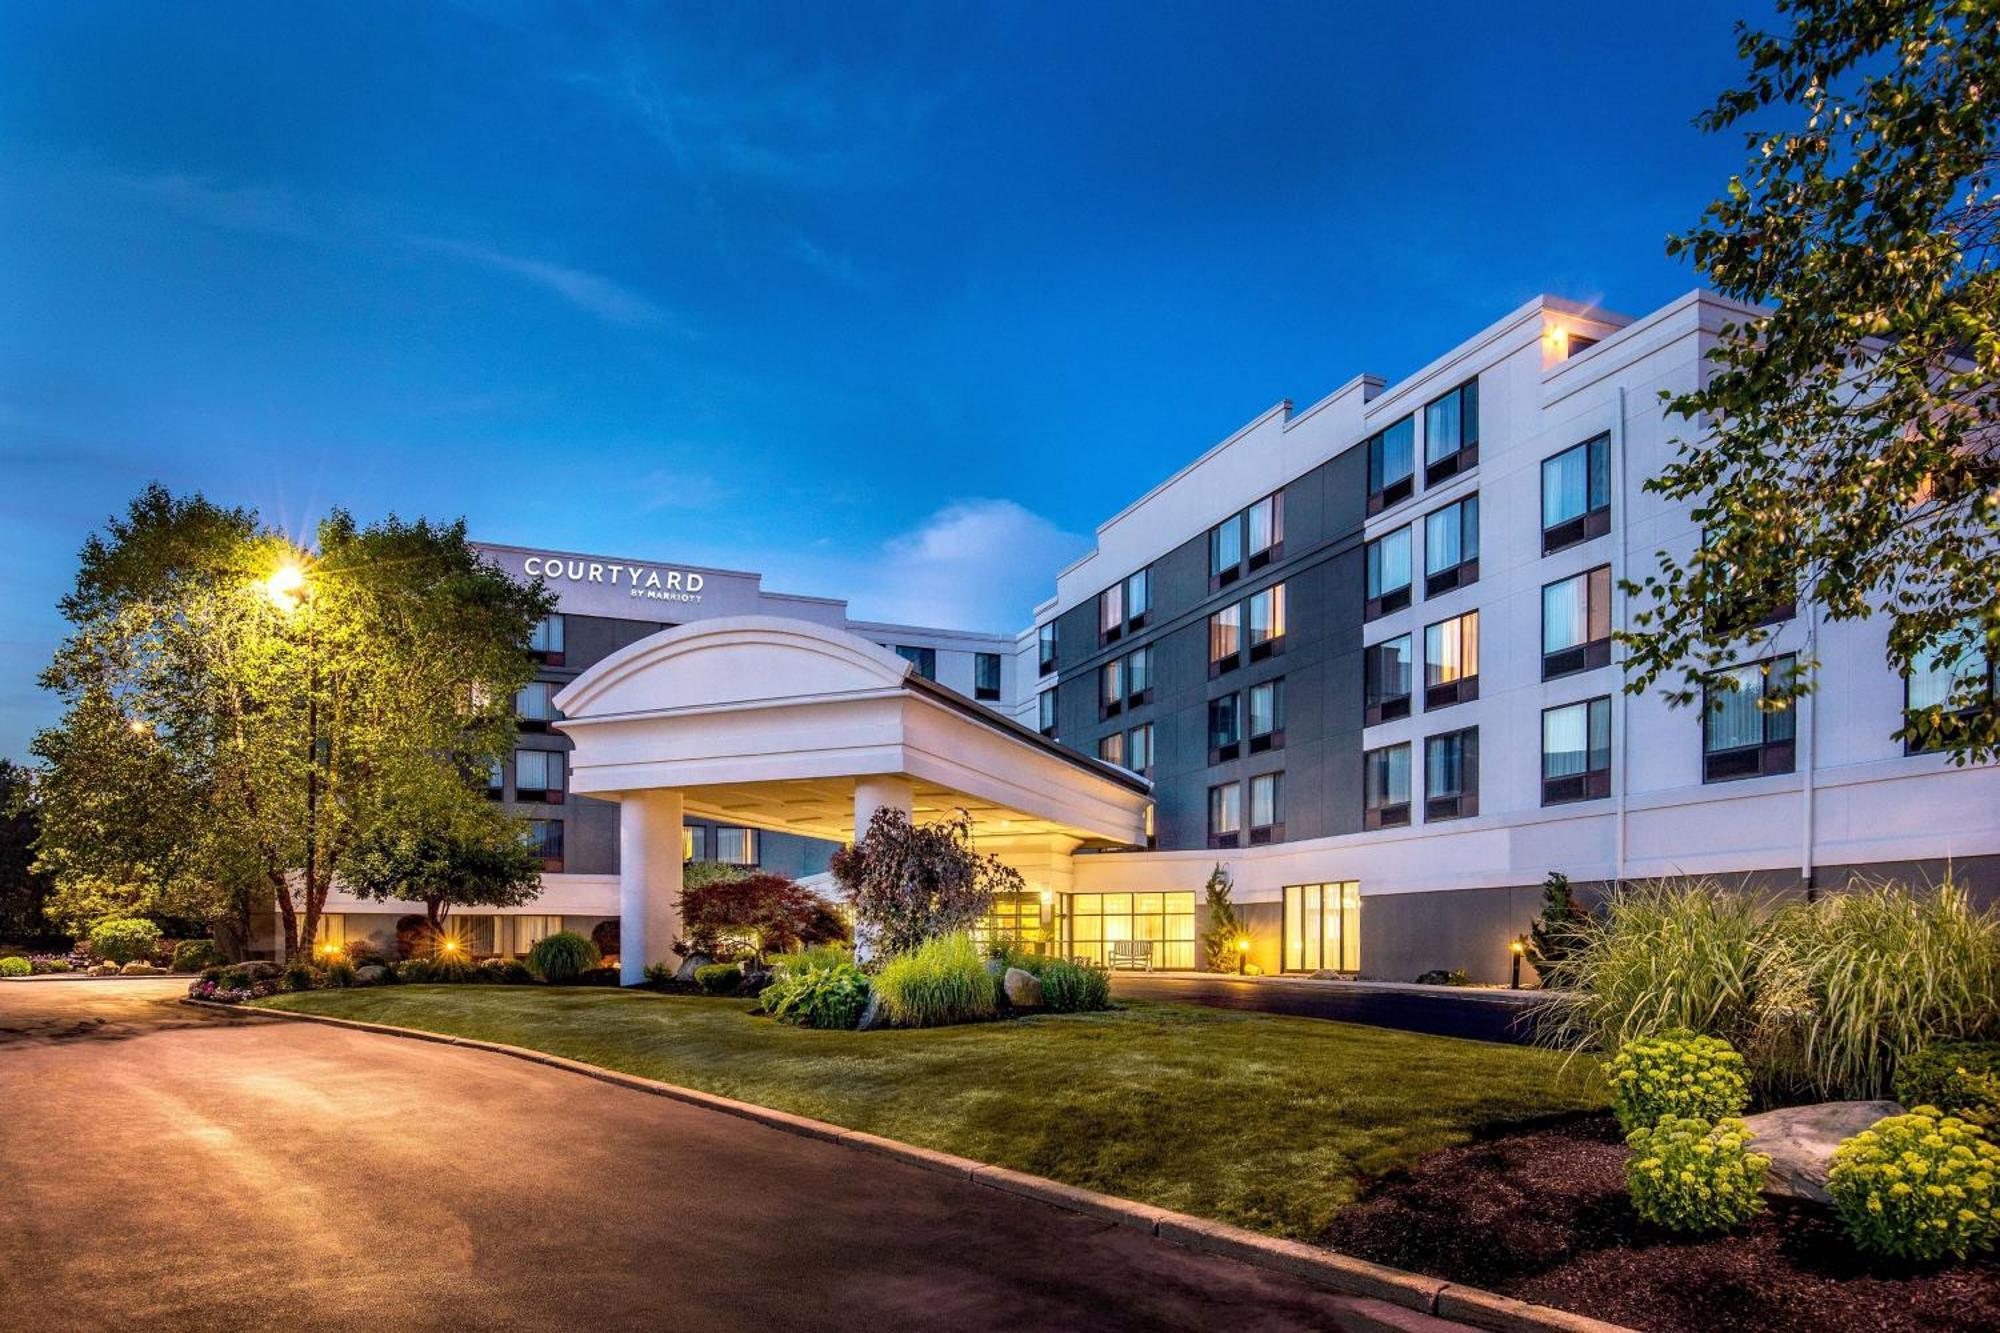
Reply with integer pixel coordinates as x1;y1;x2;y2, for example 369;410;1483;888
1106;940;1155;971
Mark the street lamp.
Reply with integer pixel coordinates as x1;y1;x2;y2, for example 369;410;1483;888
264;560;309;613
1509;936;1527;990
1236;936;1251;975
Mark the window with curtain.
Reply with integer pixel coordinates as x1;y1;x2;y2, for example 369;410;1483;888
1127;723;1153;774
1208;782;1242;844
515;681;555;723
1904;627;1995;752
1037;688;1057;738
1702;655;1797;781
715;827;757;865
1126;645;1153;700
1424;727;1478;819
1249;678;1284;746
1365;526;1413;617
1423;378;1479;482
529;614;566;657
1542;435;1611;552
1210;604;1242;670
974;652;1002;701
1208;693;1241;756
487;758;505;795
1099;659;1124;715
1364;743;1411;828
1282;882;1361;973
1364;634;1413;724
1037;623;1058;676
1249;772;1282;839
1125;567;1152;623
1098;732;1125;766
1247;492;1284;558
514;749;565;801
1210;513;1244;578
1542;565;1613;678
1542;697;1612;803
1424;495;1480;591
683;824;702;861
1424;610;1479;707
1366;415;1416;513
1098;583;1125;641
1248;583;1287;654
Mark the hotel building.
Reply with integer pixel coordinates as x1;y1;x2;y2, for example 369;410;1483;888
320;289;1999;982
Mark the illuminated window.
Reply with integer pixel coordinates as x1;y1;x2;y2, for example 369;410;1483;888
715;827;758;865
1424;610;1479;708
1703;655;1796;782
1098;732;1125;767
1282;882;1360;973
1099;582;1125;643
1209;604;1242;672
1061;890;1196;970
1100;659;1124;717
1248;583;1287;657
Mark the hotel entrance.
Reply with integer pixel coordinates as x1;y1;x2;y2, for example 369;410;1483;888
1060;891;1197;970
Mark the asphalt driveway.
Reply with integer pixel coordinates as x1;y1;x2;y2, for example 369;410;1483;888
1109;974;1540;1044
0;980;1463;1332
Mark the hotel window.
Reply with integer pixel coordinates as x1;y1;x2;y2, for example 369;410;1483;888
683;824;703;861
1249;678;1284;752
485;758;504;799
1543;697;1612;804
1208;781;1242;848
1062;891;1195;970
894;644;938;680
1365;415;1416;515
515;681;556;727
1282;882;1360;973
1098;581;1126;645
1904;626;1996;754
974;652;1002;702
1424;495;1479;595
1425;726;1478;821
1364;526;1413;620
1126;567;1153;630
1702;655;1797;782
1209;510;1245;585
1127;722;1154;775
528;818;563;871
1248;772;1283;844
1037;622;1058;677
1423;610;1479;709
1126;644;1154;704
715;826;758;866
1423;378;1480;485
1246;492;1284;568
1364;634;1413;725
1542;435;1611;553
1209;603;1242;675
528;613;566;664
1542;566;1613;679
1701;526;1796;630
1100;658;1125;719
1098;732;1126;767
1208;693;1242;763
514;749;565;803
1247;583;1287;660
1037;687;1058;739
1210;492;1283;587
1363;742;1411;829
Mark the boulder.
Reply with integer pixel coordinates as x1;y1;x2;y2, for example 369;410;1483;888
672;953;713;983
856;989;885;1032
1002;967;1045;1009
355;965;387;985
1742;1100;1903;1203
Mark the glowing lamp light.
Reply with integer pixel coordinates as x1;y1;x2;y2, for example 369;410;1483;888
1235;935;1251;975
441;938;459;954
264;561;309;612
1509;939;1526;956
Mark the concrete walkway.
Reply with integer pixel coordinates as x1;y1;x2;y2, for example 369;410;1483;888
0;980;1466;1332
1110;973;1541;1044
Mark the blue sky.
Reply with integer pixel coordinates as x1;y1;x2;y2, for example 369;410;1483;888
0;1;1764;758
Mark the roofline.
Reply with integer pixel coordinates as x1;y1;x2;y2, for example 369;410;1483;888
905;672;1155;797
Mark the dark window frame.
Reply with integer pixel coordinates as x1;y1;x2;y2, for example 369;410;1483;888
1363;743;1412;830
1422;378;1480;486
1248;678;1285;753
1248;771;1284;845
1541;565;1614;680
1207;781;1243;849
1701;654;1798;783
1363;634;1413;725
1423;610;1480;710
1541;434;1612;555
1422;494;1480;597
1364;525;1414;621
974;651;1003;702
1901;641;1998;756
1423;726;1479;822
1541;696;1613;806
1365;414;1417;516
1208;692;1242;764
1037;622;1059;677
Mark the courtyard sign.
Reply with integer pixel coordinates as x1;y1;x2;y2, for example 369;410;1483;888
523;554;706;604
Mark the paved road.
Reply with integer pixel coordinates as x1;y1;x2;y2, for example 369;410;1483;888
1110;974;1540;1045
0;980;1464;1332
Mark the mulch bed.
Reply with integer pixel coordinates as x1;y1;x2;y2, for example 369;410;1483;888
1322;1113;1999;1333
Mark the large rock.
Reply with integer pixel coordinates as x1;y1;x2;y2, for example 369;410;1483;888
856;989;885;1031
1002;967;1045;1009
671;953;713;983
355;965;387;985
1743;1100;1903;1203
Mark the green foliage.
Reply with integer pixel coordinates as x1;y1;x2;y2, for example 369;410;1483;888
527;931;599;984
874;931;996;1028
0;956;30;977
1199;862;1247;972
641;961;678;986
1528;871;1590;973
219;965;254;990
1829;1108;2000;1262
0;760;52;944
761;959;870;1029
1607;1030;1752;1132
693;963;743;994
478;958;535;985
677;873;849;961
1037;959;1112;1013
575;966;621;986
282;963;318;992
87;917;162;965
171;939;226;972
1415;968;1473;987
1624;1;2000;766
1895;1042;2000;1129
397;957;438;984
829;808;1023;957
344;808;544;932
323;958;357;989
1625;1115;1768;1234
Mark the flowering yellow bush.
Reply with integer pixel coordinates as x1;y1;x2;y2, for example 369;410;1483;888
1827;1108;2000;1262
1625;1115;1768;1232
1606;1029;1751;1131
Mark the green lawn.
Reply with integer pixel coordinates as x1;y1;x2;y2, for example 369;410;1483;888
257;987;1604;1239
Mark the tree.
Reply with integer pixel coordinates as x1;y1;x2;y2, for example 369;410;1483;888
827;807;1023;957
0;761;54;944
343;794;544;936
677;872;851;961
1199;862;1246;972
33;485;552;961
1622;1;2000;763
1528;871;1591;973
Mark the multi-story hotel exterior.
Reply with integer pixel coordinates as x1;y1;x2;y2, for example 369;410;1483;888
321;288;1998;982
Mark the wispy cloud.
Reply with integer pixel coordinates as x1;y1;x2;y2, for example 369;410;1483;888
102;172;321;239
406;235;682;330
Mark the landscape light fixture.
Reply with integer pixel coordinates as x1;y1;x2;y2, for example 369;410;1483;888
1236;936;1250;974
1509;937;1526;990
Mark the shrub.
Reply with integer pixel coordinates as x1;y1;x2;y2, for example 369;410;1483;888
694;963;743;994
590;918;620;960
343;939;388;968
394;915;432;961
874;932;996;1028
830;808;1022;957
1625;1115;1768;1233
282;963;318;992
1895;1042;2000;1128
219;965;253;990
171;939;226;973
1200;863;1248;972
1828;1107;2000;1262
1038;959;1112;1013
679;873;851;961
642;961;680;986
398;957;438;984
527;931;599;984
33;957;74;974
1416;968;1472;986
323;958;358;989
0;957;29;977
575;966;621;986
478;958;535;985
1528;870;1592;972
761;960;871;1029
88;917;164;965
1606;1029;1752;1132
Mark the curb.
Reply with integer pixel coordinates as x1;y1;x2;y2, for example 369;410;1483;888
186;997;1633;1333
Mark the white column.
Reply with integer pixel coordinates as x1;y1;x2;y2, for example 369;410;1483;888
852;775;913;839
619;788;685;987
